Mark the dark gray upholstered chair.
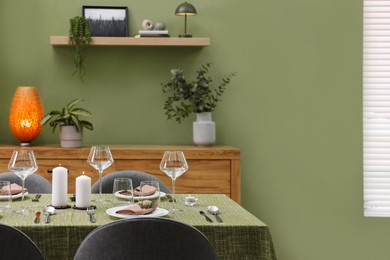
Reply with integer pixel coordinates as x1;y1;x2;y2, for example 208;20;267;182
0;172;52;194
74;217;217;260
0;224;44;260
91;170;170;193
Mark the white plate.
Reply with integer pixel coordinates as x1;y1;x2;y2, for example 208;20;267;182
0;192;28;200
106;205;169;219
114;191;166;201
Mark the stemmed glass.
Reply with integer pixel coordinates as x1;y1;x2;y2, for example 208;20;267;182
160;151;188;213
87;145;114;204
8;150;38;215
0;181;12;215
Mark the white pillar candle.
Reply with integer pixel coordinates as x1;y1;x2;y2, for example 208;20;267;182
76;172;91;208
51;166;68;207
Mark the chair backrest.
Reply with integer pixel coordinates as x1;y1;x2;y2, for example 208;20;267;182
0;172;52;194
74;217;217;260
0;224;44;260
91;170;170;193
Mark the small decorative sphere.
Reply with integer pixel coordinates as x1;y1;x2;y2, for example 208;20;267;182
154;22;166;30
141;19;154;30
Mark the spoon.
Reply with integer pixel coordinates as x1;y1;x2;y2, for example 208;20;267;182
43;206;56;224
207;205;223;223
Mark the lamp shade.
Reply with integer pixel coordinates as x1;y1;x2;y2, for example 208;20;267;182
9;86;44;146
175;2;197;38
175;2;197;16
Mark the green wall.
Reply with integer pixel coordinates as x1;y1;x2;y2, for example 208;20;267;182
1;0;387;259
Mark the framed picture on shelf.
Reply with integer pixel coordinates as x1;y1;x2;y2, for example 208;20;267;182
83;6;129;37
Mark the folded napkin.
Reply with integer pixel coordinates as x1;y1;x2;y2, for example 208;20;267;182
133;185;157;196
116;200;157;215
1;183;27;195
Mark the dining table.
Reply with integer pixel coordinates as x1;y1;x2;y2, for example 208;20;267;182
0;193;277;260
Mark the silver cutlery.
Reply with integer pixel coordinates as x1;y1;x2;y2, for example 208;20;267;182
199;211;213;223
32;194;41;202
43;206;56;224
87;207;96;223
207;205;223;223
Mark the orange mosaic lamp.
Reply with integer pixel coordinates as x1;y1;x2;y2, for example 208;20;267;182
9;86;44;146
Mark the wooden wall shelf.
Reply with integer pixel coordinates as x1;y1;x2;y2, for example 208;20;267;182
50;36;210;47
0;144;240;203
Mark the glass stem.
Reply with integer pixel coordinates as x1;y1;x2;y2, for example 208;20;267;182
21;178;25;203
98;170;103;200
171;178;176;207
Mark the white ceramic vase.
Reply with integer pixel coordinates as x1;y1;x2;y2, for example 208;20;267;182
193;112;216;146
60;126;82;148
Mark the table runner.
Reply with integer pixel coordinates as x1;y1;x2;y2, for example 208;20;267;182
0;194;277;260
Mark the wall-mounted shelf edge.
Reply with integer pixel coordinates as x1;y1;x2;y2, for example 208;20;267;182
50;36;210;47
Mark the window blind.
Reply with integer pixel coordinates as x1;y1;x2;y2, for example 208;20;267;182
364;0;390;217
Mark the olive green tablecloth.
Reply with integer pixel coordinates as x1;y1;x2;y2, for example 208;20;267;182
0;194;277;260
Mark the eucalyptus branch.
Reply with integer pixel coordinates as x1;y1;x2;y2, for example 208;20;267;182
161;63;236;123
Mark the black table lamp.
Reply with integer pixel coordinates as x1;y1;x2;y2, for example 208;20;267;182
175;2;197;38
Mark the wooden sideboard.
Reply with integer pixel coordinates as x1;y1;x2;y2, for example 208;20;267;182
0;145;241;203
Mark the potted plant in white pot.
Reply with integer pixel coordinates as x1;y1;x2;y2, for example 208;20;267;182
41;98;93;148
161;63;235;146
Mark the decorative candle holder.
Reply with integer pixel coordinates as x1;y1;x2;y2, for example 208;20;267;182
73;205;96;210
183;195;198;207
50;205;71;210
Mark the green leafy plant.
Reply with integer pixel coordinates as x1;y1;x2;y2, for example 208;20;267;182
161;63;236;123
68;16;92;81
41;98;93;133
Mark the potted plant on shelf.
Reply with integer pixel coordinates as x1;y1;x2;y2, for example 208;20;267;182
41;98;93;148
68;16;92;81
161;63;235;146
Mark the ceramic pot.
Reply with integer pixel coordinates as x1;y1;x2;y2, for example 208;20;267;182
193;112;216;146
60;126;82;148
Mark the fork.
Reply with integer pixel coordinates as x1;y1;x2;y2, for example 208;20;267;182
32;194;41;202
86;207;96;223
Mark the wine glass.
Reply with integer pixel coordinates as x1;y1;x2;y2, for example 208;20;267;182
87;145;114;204
140;180;160;204
0;181;12;215
159;151;188;213
112;178;134;206
8;150;38;215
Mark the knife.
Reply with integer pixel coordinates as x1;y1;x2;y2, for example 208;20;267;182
214;214;223;223
199;211;213;223
34;211;41;224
